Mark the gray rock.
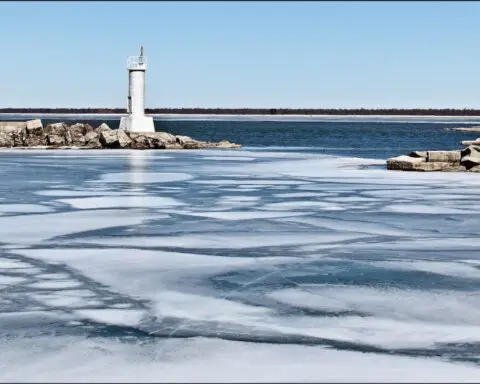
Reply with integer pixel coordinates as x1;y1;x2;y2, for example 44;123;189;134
117;130;132;148
0;125;26;147
129;134;154;149
99;130;119;148
460;146;480;170
95;123;112;134
165;143;183;149
461;138;480;146
461;145;480;158
47;134;66;146
387;155;426;171
427;150;461;163
128;132;175;149
468;165;480;172
413;162;465;172
84;131;102;148
22;119;45;146
45;122;67;137
25;119;43;133
0;122;27;129
216;140;241;149
65;123;94;146
460;155;480;169
175;135;196;146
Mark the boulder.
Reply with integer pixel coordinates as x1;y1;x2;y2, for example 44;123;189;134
460;155;480;170
95;123;112;134
84;131;102;148
99;130;132;148
461;138;480;146
460;145;480;158
0;125;26;147
182;141;201;149
128;132;176;149
460;145;480;170
468;165;480;173
25;119;43;133
45;122;67;136
216;140;241;149
386;155;426;171
176;135;197;146
45;122;67;146
24;119;46;147
426;150;461;163
413;162;465;172
47;134;66;146
0;122;27;129
99;130;119;148
117;130;132;148
65;123;94;146
129;134;154;149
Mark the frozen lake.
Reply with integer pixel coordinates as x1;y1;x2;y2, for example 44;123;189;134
0;147;480;381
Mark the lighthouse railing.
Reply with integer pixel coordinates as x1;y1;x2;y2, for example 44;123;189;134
126;56;147;70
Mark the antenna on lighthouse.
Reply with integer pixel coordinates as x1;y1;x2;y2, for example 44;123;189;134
118;46;155;133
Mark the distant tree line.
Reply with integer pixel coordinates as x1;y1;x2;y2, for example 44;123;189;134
2;107;480;116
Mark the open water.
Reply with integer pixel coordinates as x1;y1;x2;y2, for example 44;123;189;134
1;115;480;382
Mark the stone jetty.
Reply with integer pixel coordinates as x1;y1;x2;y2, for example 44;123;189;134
387;139;480;172
0;120;241;150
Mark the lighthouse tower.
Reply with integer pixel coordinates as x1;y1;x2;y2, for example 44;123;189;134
119;46;155;133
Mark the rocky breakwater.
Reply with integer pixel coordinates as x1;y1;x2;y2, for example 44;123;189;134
387;138;480;172
0;119;241;150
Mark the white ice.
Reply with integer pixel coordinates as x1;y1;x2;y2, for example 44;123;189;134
0;259;33;269
58;196;183;210
28;281;82;289
36;190;147;197
0;204;54;214
0;209;159;245
67;232;372;249
151;291;272;323
261;201;345;211
32;292;102;308
96;172;193;184
170;210;311;221
380;203;471;214
201;156;256;161
74;309;145;327
0;336;479;382
267;285;480;348
0;275;27;285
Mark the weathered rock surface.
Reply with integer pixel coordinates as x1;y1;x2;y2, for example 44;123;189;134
387;155;426;171
0;125;26;147
388;145;479;173
0;120;241;150
426;150;461;163
461;138;480;146
24;119;45;146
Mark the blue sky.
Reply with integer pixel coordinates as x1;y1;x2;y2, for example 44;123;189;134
1;1;479;109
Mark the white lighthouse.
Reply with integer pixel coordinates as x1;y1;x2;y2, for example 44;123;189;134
119;46;155;133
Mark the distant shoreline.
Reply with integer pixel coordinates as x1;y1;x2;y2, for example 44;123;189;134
2;112;480;121
2;108;480;117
